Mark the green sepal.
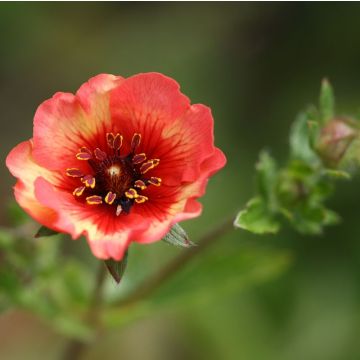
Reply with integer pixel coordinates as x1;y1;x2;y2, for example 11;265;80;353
162;223;195;248
319;78;335;124
105;250;129;284
35;226;59;238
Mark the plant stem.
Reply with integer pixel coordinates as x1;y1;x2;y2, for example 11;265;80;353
62;261;107;360
115;215;235;308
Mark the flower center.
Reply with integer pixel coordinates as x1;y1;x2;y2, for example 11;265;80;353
66;133;161;216
108;165;121;177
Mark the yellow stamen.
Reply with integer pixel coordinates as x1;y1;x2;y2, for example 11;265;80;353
73;186;86;196
105;191;116;205
135;195;148;204
125;188;139;199
86;195;102;205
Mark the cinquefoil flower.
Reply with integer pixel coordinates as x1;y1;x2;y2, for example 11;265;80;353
6;73;226;260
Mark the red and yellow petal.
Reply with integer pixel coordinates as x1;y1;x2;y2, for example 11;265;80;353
109;73;191;154
5;140;59;229
32;74;124;172
33;177;150;260
110;75;225;186
132;146;226;244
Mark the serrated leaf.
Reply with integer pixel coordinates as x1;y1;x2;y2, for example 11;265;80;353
234;197;280;234
162;223;195;248
319;78;335;124
35;226;59;238
288;204;339;235
105;251;128;284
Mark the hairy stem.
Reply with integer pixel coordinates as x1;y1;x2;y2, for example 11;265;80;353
115;215;235;308
62;262;107;360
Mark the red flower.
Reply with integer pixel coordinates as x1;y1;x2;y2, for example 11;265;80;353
6;73;226;260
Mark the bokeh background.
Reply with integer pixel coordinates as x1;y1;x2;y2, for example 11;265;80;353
1;3;360;360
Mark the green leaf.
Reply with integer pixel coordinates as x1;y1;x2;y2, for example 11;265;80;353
256;151;278;211
162;223;195;248
234;197;280;234
319;78;335;124
288;204;339;235
35;226;59;238
289;112;318;163
105;251;128;284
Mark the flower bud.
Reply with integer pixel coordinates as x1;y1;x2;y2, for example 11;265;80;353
316;118;357;167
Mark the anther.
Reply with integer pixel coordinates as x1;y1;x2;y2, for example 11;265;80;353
105;191;116;205
73;186;86;196
131;133;141;152
79;147;92;154
86;195;103;205
148;177;162;186
113;133;123;151
132;153;146;164
76;152;92;160
82;175;96;189
135;195;148;204
134;180;147;190
94;148;107;161
125;188;138;199
140;159;160;174
66;168;84;178
106;133;115;148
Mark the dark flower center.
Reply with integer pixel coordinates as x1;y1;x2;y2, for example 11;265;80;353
66;133;161;215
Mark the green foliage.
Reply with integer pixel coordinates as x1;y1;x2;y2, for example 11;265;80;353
235;80;358;235
0;221;94;340
235;197;280;235
234;152;280;234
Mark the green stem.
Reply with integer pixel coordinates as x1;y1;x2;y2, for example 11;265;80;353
62;262;107;360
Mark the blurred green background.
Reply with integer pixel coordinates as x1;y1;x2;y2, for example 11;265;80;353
2;3;360;360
